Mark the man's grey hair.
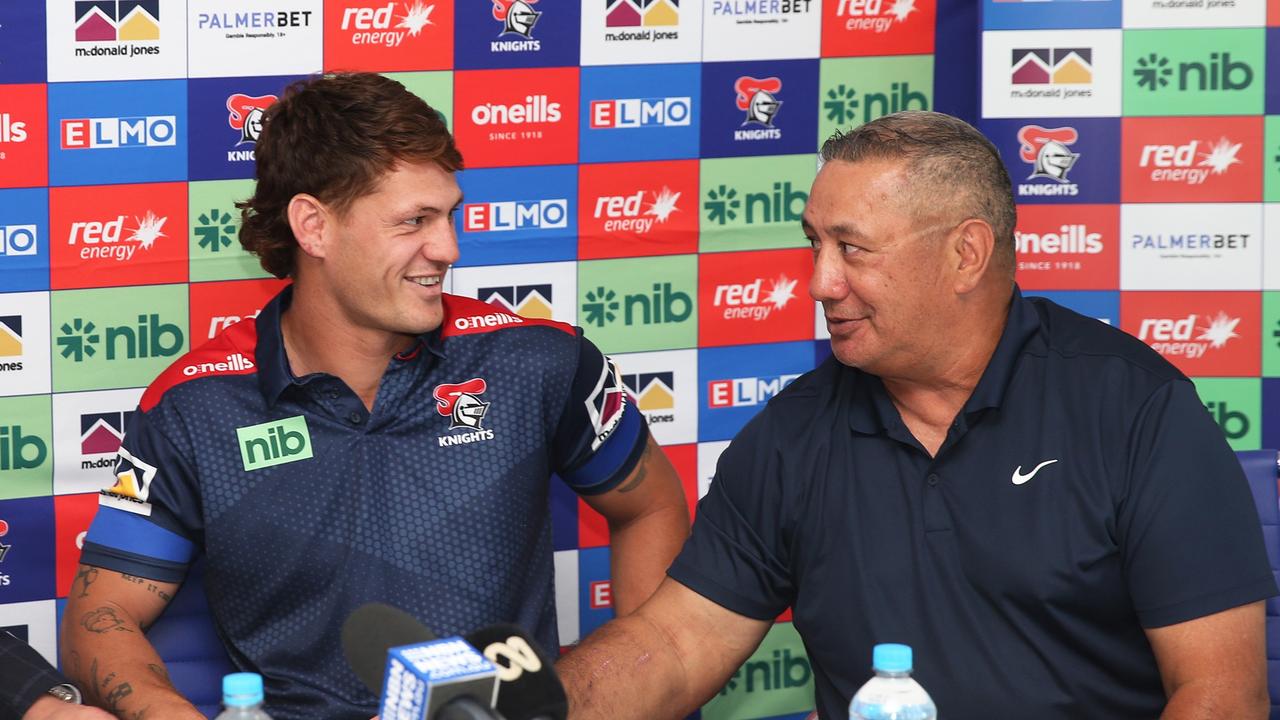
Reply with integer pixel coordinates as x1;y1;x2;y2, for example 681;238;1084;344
819;111;1017;275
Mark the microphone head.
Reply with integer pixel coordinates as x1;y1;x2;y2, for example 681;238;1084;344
465;624;567;720
340;602;437;694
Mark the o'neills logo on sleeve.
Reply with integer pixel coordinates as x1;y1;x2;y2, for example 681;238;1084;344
434;378;495;446
182;352;254;377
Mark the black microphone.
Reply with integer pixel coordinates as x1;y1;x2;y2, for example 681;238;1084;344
341;602;437;694
465;625;568;720
341;603;504;720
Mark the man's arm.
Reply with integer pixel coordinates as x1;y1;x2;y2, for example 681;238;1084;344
59;565;203;720
1147;600;1269;720
581;435;691;615
558;576;771;719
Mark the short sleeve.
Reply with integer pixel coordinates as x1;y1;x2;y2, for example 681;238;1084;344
551;333;648;496
80;406;200;583
1121;379;1278;628
667;410;795;620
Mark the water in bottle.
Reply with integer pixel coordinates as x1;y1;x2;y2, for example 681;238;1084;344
848;643;937;720
214;672;274;720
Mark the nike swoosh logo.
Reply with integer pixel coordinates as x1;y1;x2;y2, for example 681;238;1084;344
1012;459;1058;485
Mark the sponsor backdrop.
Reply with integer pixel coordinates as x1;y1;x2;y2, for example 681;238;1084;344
6;1;1259;717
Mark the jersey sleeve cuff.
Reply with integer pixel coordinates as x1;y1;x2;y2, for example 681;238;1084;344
667;560;784;621
560;402;647;496
1137;572;1279;629
79;541;189;584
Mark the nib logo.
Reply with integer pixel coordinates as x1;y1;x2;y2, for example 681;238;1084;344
194;208;235;253
1139;138;1242;187
714;275;797;322
835;0;917;32
704;183;806;226
718;649;812;696
57;315;183;362
1133;52;1253;93
67;211;167;263
0;425;47;471
1138;312;1240;360
822;82;927;127
477;284;554;319
582;283;692;328
593;187;681;234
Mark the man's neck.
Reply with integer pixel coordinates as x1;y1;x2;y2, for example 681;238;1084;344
281;281;417;412
881;295;1010;456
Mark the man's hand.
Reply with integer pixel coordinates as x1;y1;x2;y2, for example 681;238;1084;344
22;696;115;720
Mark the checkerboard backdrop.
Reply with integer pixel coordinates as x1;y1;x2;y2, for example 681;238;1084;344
1;1;1271;717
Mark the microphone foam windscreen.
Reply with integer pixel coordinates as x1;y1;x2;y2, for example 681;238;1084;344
340;602;438;694
465;624;568;720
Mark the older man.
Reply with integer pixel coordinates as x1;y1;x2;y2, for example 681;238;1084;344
556;111;1276;719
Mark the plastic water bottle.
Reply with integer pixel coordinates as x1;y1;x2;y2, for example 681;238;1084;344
214;672;273;719
849;644;937;720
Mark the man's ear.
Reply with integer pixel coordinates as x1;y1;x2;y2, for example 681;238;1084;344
952;218;996;294
287;194;329;259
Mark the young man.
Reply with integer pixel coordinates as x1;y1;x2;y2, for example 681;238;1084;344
60;73;690;720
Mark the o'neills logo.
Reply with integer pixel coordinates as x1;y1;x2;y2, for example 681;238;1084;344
1015;224;1102;255
452;312;524;331
470;95;562;125
182;353;255;376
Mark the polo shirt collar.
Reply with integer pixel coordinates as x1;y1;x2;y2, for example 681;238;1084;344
844;284;1041;435
254;284;447;406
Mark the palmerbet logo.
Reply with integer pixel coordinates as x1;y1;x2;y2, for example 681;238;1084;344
194;207;236;253
236;416;312;471
56;314;183;362
582;284;692;328
704;182;806;226
1133;52;1253;93
823;82;928;127
477;285;554;319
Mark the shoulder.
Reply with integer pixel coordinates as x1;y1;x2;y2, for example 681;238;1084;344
1024;296;1186;386
139;317;259;413
441;294;576;339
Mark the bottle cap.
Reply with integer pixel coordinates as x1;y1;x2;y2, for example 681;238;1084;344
872;643;913;673
223;672;265;707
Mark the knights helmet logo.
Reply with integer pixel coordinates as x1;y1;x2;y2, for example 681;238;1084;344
227;93;278;145
736;76;783;127
493;0;540;38
1017;125;1079;184
434;378;491;430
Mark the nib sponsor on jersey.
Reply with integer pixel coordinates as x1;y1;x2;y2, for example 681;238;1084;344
714;275;797;321
1139;137;1241;186
835;0;918;32
340;1;435;48
1138;312;1239;360
1015;224;1101;270
593;187;681;233
1018;125;1080;197
68;212;167;262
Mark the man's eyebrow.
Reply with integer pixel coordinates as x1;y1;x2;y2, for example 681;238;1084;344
801;216;866;240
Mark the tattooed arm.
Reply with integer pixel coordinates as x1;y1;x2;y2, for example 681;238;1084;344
580;434;691;616
59;565;204;720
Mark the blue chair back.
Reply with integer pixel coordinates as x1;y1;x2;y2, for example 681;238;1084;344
1237;449;1280;720
145;556;235;718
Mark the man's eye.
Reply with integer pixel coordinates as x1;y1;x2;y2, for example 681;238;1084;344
404;216;425;227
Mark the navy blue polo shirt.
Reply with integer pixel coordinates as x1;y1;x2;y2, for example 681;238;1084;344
669;287;1277;719
81;286;647;720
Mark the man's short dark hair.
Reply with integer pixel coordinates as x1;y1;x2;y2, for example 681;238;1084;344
237;72;463;279
819;111;1017;275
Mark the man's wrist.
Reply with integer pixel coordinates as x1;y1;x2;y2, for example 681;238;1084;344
45;684;81;705
22;695;76;720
